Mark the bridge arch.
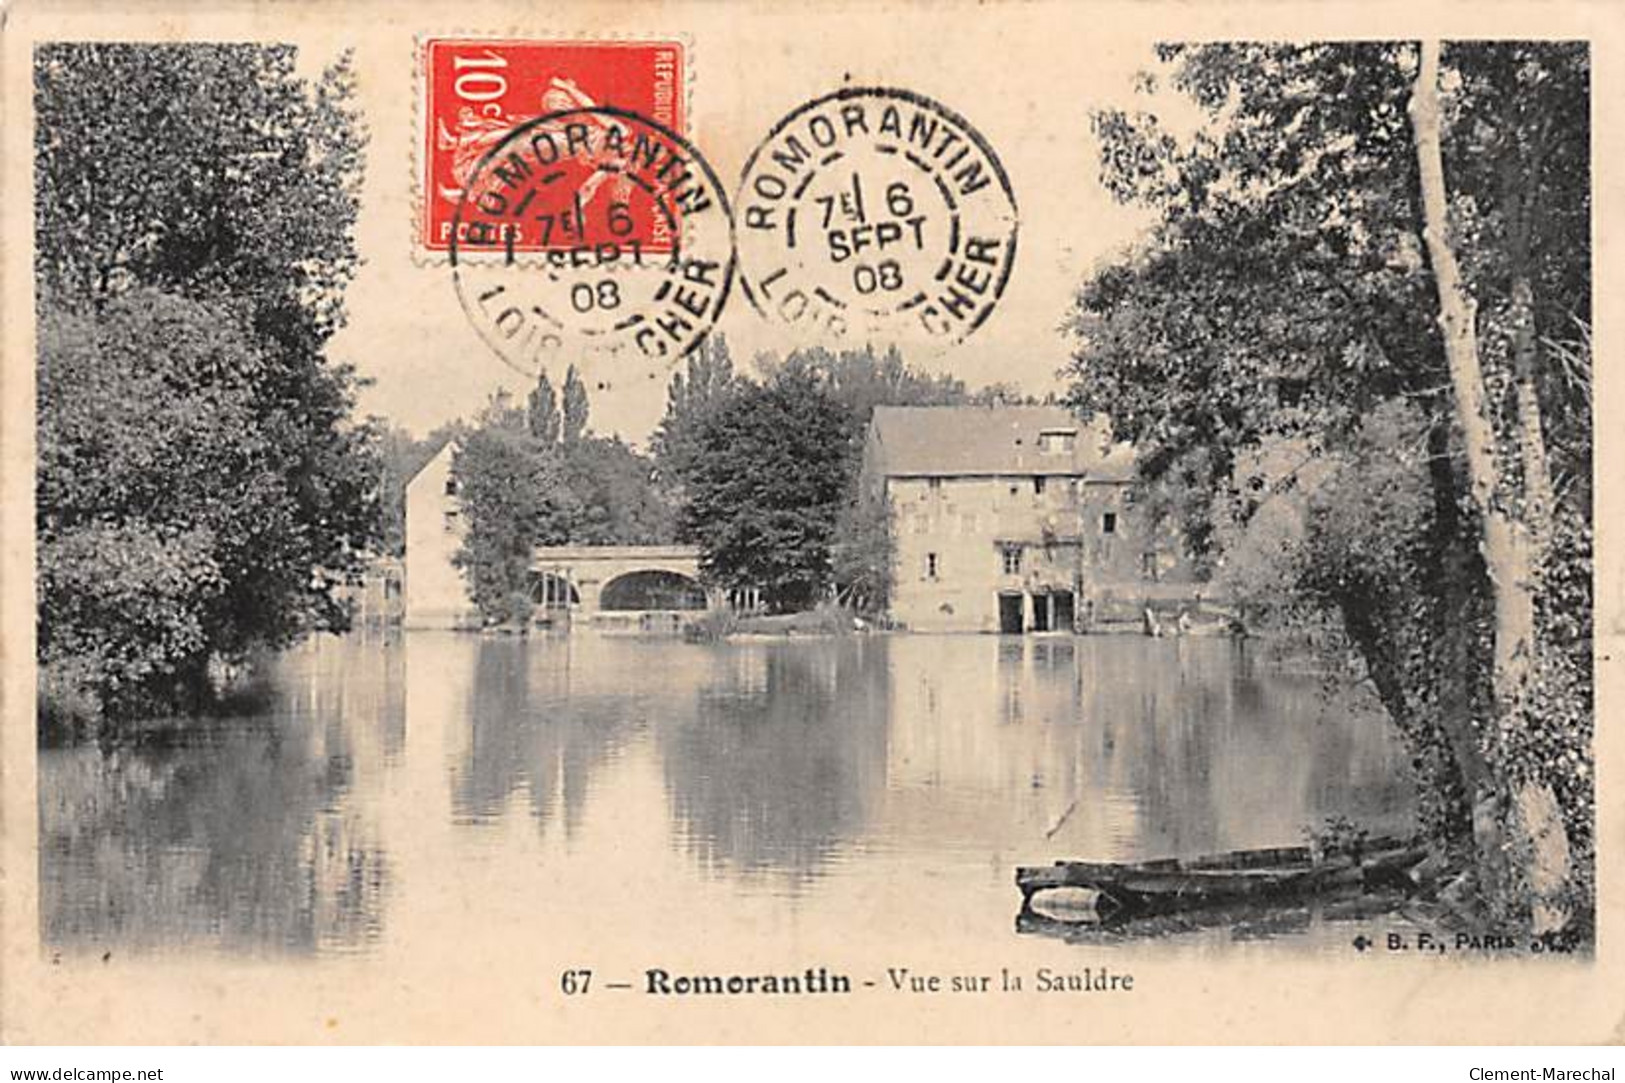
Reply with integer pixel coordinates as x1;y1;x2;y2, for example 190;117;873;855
599;568;707;611
529;570;580;609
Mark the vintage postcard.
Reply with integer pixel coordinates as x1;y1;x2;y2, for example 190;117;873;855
1;0;1621;1046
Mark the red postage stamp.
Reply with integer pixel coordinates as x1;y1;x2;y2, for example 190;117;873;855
420;38;686;253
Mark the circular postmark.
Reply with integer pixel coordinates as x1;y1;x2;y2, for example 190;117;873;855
450;106;735;380
734;87;1018;344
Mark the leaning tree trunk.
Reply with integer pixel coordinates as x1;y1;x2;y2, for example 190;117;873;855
1409;39;1572;934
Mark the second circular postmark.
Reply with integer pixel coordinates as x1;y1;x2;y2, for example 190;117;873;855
450;105;735;381
735;87;1018;345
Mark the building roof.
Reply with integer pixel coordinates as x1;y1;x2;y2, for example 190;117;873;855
868;405;1134;480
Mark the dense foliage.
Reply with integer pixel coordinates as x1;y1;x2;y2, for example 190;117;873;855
449;377;676;626
1065;42;1591;930
451;400;579;626
560;437;676;546
35;44;378;732
675;364;858;612
650;336;744;498
561;365;590;446
830;484;895;614
755;343;969;423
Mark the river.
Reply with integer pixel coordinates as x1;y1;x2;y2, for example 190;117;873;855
39;632;1418;961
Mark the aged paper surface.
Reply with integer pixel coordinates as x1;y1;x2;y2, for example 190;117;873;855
2;0;1622;1045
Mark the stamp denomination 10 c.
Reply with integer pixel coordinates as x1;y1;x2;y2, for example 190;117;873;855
422;38;684;254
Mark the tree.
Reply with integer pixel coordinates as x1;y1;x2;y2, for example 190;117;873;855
1410;41;1577;933
830;485;894;614
37;294;255;722
562;364;590;445
680;367;857;611
561;437;677;545
34;43;365;334
965;382;1037;407
448;380;676;623
528;371;561;444
760;344;968;426
34;43;377;726
652;335;742;492
1066;42;1590;932
450;399;578;626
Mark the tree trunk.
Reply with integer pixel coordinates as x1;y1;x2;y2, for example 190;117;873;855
1425;414;1491;808
1510;279;1557;551
1502;83;1558;555
1409;40;1571;934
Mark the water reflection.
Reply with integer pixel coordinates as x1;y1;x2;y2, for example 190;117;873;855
881;636;1413;864
39;638;397;955
660;641;889;882
453;638;634;831
446;634;721;833
39;632;1416;956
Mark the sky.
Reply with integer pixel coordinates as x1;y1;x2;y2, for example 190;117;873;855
314;7;1174;444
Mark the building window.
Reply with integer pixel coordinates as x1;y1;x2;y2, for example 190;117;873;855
444;477;458;496
1002;546;1022;575
443;510;459;533
1141;552;1161;581
1034;476;1047;495
1102;512;1118;535
1039;429;1077;455
926;552;940;579
928;478;943;494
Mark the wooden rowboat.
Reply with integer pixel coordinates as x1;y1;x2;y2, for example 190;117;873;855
1016;837;1427;921
1016;887;1412;942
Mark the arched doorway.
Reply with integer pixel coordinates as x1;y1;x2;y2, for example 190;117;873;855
599;569;706;611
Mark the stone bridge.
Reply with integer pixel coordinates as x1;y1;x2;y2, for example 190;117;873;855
530;545;732;615
403;444;754;629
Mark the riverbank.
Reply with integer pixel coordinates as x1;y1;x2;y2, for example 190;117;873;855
38;652;278;747
683;604;873;642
